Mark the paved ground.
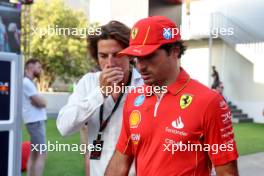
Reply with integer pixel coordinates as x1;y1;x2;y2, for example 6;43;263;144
238;152;264;175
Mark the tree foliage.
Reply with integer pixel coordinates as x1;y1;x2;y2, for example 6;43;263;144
22;0;95;91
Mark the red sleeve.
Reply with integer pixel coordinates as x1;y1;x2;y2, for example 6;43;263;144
116;95;133;156
203;94;238;166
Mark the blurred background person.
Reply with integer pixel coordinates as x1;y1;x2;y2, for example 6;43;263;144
211;65;220;89
8;22;21;46
23;58;47;176
0;16;10;52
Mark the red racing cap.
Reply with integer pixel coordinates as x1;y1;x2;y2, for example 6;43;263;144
118;16;181;57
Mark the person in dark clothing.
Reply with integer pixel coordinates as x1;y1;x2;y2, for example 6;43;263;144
211;66;220;89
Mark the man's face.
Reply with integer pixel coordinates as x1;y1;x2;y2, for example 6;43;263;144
32;62;42;78
97;39;130;74
136;49;179;86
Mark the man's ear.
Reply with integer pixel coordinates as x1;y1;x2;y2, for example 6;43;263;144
170;46;180;59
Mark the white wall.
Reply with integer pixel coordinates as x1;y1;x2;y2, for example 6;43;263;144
88;0;112;24
181;0;213;39
214;42;264;101
67;0;149;27
111;0;149;27
181;40;210;86
182;0;264;40
41;92;70;117
88;0;149;27
211;40;264;123
213;0;264;40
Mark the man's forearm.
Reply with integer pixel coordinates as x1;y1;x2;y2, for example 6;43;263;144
31;95;47;108
56;89;105;136
105;150;133;176
215;160;239;176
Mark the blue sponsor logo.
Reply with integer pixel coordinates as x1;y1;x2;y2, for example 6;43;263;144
163;28;172;40
134;94;145;107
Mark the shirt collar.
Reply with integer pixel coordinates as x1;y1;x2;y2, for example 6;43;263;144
167;67;190;95
143;67;190;97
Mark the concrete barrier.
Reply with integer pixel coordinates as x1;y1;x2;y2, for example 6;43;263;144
40;92;71;118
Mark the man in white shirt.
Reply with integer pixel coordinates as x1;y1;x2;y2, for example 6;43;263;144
57;21;143;176
23;58;47;176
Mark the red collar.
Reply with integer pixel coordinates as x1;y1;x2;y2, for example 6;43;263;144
167;68;190;95
143;68;190;97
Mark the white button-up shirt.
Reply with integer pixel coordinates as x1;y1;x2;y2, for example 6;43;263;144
57;68;143;176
